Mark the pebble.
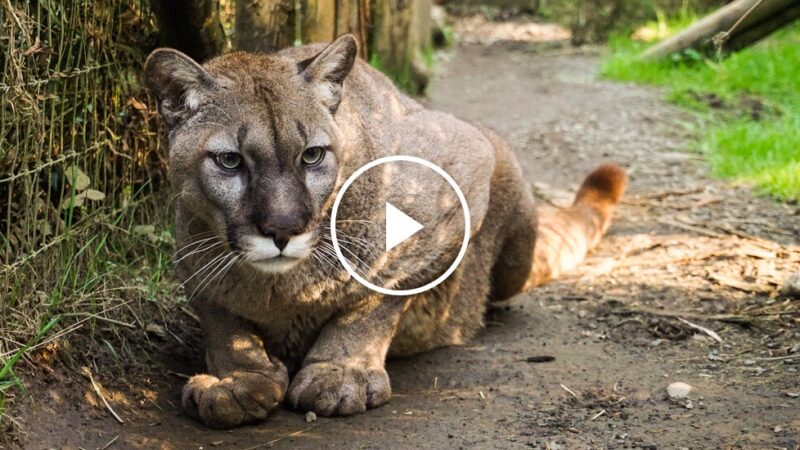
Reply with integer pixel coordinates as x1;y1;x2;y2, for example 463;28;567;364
781;271;800;298
666;382;693;400
305;411;317;423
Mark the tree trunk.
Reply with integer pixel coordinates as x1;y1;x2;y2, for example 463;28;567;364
236;0;370;56
370;0;432;93
149;0;227;62
234;0;431;93
641;0;800;60
235;0;295;52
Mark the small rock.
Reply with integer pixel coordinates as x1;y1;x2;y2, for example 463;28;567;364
305;411;317;423
667;382;693;400
781;271;800;298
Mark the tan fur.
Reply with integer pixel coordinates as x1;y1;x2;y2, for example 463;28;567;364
144;35;627;429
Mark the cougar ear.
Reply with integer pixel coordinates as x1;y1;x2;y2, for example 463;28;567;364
298;34;358;113
143;48;217;127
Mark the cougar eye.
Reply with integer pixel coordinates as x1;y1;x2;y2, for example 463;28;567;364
214;152;243;171
301;146;326;167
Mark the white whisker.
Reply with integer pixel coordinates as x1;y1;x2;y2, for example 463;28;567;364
189;252;236;301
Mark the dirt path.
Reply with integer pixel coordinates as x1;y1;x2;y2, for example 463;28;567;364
14;43;800;449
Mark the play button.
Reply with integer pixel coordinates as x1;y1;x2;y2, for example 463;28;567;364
330;155;471;296
385;202;424;251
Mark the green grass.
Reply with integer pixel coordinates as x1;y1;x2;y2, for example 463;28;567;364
0;191;178;424
601;19;800;201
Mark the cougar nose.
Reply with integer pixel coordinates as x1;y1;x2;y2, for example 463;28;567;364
257;217;305;252
273;234;289;251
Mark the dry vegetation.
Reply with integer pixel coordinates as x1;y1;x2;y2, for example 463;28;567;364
0;0;178;423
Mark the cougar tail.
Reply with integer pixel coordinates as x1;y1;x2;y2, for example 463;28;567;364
526;164;628;289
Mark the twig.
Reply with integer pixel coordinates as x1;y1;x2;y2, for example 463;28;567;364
607;306;757;325
590;409;606;420
641;187;706;200
657;217;726;238
61;312;136;329
708;273;772;294
614;250;725;269
101;435;120;450
243;424;321;449
168;371;191;380
180;306;201;325
678;318;723;343
755;354;800;362
84;368;124;424
560;384;579;400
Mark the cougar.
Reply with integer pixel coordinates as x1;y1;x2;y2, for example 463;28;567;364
143;34;627;429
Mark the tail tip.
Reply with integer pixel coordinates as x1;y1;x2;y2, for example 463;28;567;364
575;164;628;206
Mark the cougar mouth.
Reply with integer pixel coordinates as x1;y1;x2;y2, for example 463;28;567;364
249;255;304;273
242;232;315;273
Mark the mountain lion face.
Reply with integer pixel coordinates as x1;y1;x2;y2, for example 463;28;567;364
145;37;357;273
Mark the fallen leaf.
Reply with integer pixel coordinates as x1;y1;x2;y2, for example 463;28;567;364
65;165;90;191
83;189;105;201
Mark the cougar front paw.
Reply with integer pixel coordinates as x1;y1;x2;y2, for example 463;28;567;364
287;362;391;416
182;365;288;429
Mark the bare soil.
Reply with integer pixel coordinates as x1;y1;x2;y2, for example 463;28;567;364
7;40;800;449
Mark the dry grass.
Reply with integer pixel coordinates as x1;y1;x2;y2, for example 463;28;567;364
0;0;177;422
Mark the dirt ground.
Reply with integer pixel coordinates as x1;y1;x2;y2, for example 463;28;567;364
8;35;800;449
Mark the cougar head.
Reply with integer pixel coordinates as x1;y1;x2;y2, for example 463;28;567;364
144;35;358;273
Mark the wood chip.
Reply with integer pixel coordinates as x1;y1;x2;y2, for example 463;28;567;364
678;318;723;343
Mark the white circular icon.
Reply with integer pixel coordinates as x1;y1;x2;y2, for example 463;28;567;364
330;155;471;296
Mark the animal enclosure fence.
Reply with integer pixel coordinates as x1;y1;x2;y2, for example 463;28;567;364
0;0;165;278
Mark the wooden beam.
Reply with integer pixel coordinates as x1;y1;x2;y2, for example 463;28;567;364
640;0;800;60
723;2;800;52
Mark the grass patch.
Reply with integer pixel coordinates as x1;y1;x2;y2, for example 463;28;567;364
601;19;800;201
0;192;179;425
